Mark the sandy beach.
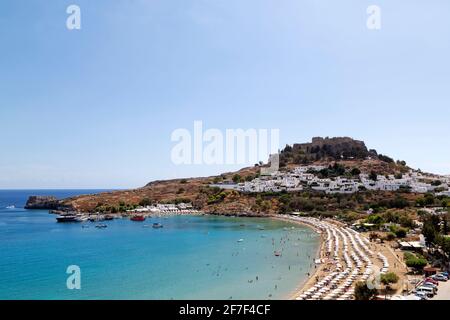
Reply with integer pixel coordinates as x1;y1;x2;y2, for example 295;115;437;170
274;215;409;300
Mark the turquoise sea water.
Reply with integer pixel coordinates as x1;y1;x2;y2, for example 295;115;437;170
0;190;320;300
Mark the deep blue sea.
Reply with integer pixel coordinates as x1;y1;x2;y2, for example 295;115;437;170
0;190;320;300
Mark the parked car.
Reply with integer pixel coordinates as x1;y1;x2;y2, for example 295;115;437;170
414;291;429;300
437;273;449;279
422;282;438;292
415;286;435;298
425;278;439;286
432;274;448;282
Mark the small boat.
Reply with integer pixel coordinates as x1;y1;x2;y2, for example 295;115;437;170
56;215;78;223
152;223;163;229
95;224;107;229
104;215;114;221
237;239;244;243
274;251;282;257
131;215;146;222
75;215;88;222
6;205;15;209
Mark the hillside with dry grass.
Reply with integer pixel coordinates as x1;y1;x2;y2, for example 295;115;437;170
56;137;425;215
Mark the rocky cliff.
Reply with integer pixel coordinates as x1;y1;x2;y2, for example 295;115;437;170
24;196;61;210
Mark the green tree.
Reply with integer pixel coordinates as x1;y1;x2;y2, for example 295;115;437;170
354;281;377;300
395;227;407;238
232;174;242;183
416;198;426;207
381;272;399;295
366;214;383;225
380;272;399;286
438;236;450;255
422;214;441;244
424;194;436;206
394;173;403;179
389;196;409;209
404;252;427;271
139;198;152;207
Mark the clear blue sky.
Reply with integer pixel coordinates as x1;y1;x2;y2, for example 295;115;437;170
1;0;449;189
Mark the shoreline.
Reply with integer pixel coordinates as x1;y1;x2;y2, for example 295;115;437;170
277;215;410;300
